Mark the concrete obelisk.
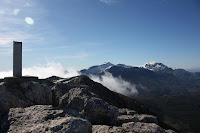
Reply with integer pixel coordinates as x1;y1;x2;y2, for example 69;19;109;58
13;41;22;77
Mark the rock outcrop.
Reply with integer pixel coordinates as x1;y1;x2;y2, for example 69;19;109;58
21;81;53;105
6;105;92;133
116;114;158;126
0;75;176;133
93;122;176;133
51;78;118;125
0;82;32;113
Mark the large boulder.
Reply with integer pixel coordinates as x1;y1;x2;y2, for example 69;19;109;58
0;82;32;113
52;82;118;125
121;122;176;133
92;122;176;133
53;75;148;114
21;81;53;105
5;105;92;133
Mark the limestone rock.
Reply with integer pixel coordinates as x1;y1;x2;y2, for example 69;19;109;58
21;81;53;105
6;105;92;133
0;82;32;113
92;122;176;133
122;122;176;133
52;83;118;125
133;114;158;124
118;108;137;115
117;114;158;125
92;125;111;133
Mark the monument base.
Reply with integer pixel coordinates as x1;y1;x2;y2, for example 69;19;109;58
4;76;39;84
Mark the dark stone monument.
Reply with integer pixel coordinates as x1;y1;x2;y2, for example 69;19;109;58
3;41;39;84
13;41;22;77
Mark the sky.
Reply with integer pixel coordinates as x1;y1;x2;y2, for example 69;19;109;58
0;0;200;72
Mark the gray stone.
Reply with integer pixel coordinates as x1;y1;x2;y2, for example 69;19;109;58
116;114;158;125
92;125;111;133
118;108;137;115
92;122;177;133
0;82;32;113
133;114;158;124
52;84;118;125
7;105;92;133
21;81;53;105
122;122;176;133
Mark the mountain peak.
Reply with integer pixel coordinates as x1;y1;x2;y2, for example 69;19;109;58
80;62;114;75
144;62;168;72
103;62;112;65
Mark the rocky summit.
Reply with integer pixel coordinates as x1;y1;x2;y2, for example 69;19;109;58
0;75;176;133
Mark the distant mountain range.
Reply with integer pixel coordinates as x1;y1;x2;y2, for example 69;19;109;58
80;62;200;133
80;62;200;91
81;61;200;74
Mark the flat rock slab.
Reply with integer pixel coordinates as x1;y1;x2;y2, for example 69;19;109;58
117;114;158;125
5;105;92;133
93;122;176;133
118;108;137;115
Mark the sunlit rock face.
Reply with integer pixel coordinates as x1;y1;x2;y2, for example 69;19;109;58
7;105;92;133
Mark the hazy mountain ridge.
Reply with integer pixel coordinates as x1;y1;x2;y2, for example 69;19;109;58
81;62;200;82
81;62;200;87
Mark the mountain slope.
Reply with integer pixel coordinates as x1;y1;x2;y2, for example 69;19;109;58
80;62;200;133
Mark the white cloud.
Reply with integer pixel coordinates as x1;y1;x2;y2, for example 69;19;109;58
13;9;20;16
99;0;118;4
0;31;36;48
90;72;138;96
0;62;137;97
25;17;34;25
0;62;80;79
0;40;12;47
0;70;12;78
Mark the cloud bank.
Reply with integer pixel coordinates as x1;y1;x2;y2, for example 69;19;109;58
0;62;79;79
90;72;138;96
0;63;137;97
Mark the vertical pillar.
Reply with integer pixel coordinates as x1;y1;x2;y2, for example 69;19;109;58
13;41;22;77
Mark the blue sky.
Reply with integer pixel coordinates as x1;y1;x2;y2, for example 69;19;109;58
0;0;200;71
